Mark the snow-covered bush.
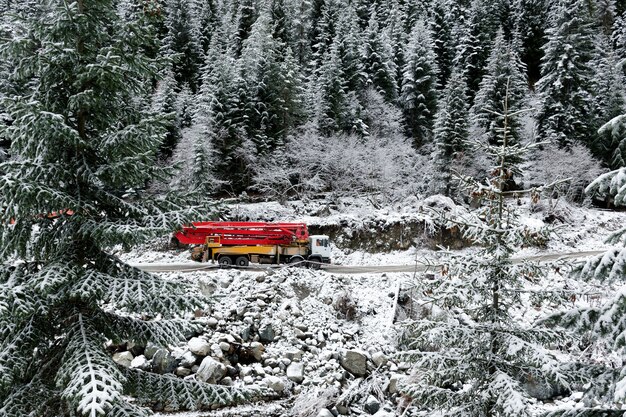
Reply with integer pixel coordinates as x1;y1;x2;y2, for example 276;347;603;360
525;143;605;202
252;126;431;202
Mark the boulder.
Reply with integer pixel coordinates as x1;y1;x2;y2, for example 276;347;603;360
112;351;134;368
287;362;304;383
196;357;227;384
188;337;211;356
364;395;380;414
175;366;192;377
259;324;276;343
179;351;197;368
152;349;177;374
340;350;367;377
250;342;265;361
130;355;149;370
144;342;160;360
387;374;405;394
316;409;334;417
265;376;286;393
371;352;388;368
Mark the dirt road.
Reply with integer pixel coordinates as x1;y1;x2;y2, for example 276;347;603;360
131;250;605;274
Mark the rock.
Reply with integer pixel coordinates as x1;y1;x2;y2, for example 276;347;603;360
294;324;309;332
336;405;350;415
179;351;197;368
221;376;234;386
285;350;303;362
175;366;192;377
206;317;218;327
340;350;367;377
144;342;160;360
265;376;286;392
152;349;177;374
112;351;134;367
317;409;334;417
211;343;224;359
372;410;395;417
127;341;144;357
196;357;227;383
364;395;380;414
259;324;276;343
388;374;405;394
250;342;265;361
219;341;231;352
188;337;211;356
371;352;388;368
130;355;149;370
287;362;304;383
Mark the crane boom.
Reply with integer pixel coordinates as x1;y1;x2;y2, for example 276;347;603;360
174;221;309;246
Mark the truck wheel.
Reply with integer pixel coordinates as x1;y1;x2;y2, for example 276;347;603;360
218;256;233;267
235;256;249;267
289;256;305;267
308;257;321;270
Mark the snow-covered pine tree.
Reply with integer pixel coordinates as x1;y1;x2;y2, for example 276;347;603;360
512;0;549;85
0;1;260;415
400;90;571;417
431;67;469;196
471;29;527;149
592;37;626;169
535;0;598;148
361;10;398;103
430;0;455;88
400;19;439;146
163;0;205;93
152;63;183;159
541;168;626;414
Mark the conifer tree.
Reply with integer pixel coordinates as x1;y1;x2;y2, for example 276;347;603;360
152;64;182;159
361;10;398;102
430;0;455;88
512;0;549;85
542;168;626;414
592;38;626;168
471;30;528;148
431;68;469;196
0;2;259;415
400;19;439;146
401;92;571;417
163;0;204;92
535;0;598;148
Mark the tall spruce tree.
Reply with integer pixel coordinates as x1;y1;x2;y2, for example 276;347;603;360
542;168;626;414
401;93;571;417
471;29;528;148
593;37;626;169
0;1;259;415
535;0;598;148
400;19;439;146
431;67;469;196
361;10;398;102
430;0;455;88
512;0;549;85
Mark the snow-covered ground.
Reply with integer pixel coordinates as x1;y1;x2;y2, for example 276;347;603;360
113;196;624;416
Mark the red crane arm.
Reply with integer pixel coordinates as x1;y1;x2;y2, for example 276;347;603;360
174;222;310;246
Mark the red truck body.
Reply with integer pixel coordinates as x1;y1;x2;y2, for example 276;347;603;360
173;221;310;246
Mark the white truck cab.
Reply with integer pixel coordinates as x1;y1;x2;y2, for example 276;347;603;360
308;235;331;265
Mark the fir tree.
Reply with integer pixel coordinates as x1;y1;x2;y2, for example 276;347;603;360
512;0;549;85
535;0;598;148
592;37;626;168
163;0;204;92
401;94;571;417
361;10;398;102
431;67;469;196
430;0;455;88
0;2;260;415
542;168;626;414
400;19;439;146
471;29;528;149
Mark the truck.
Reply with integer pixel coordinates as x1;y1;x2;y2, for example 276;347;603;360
173;222;331;268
